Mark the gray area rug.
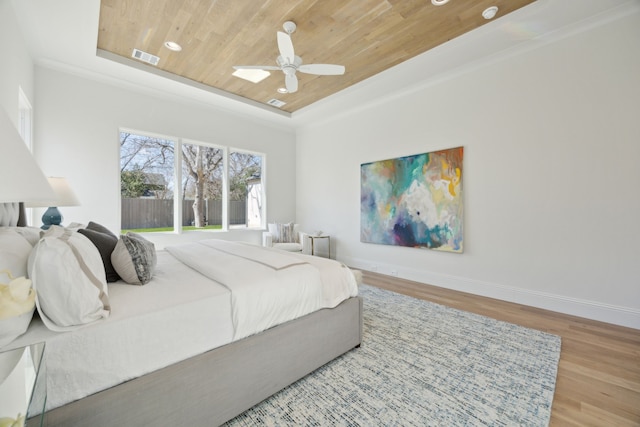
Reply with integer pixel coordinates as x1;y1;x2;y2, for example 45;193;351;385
226;284;561;426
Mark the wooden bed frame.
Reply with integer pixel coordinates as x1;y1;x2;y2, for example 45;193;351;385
0;204;363;426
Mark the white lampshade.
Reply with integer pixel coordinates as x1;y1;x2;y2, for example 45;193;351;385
0;109;55;203
30;177;80;207
52;177;79;206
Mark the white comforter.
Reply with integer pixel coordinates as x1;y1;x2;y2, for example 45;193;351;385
165;240;358;340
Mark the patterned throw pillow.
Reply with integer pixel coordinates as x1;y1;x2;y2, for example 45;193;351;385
111;232;157;285
273;223;298;243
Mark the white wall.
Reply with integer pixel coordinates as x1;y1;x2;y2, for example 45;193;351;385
0;0;34;128
32;68;297;246
296;11;640;328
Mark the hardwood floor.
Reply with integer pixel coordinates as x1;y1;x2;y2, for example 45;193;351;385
361;270;640;426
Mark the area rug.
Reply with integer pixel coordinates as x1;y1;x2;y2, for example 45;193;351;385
225;284;561;426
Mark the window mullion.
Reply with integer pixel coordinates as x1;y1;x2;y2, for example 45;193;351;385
174;139;183;233
222;147;229;231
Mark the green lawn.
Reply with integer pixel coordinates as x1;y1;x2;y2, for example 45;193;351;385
121;225;222;234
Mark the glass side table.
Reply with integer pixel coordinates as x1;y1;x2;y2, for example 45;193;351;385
0;342;46;427
309;234;331;258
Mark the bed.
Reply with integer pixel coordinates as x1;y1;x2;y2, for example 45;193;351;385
0;203;362;426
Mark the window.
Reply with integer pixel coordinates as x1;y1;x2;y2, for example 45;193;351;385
120;130;265;232
229;150;263;228
18;87;33;150
181;140;224;229
120;131;176;232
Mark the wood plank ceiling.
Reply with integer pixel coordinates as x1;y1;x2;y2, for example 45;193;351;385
98;0;536;114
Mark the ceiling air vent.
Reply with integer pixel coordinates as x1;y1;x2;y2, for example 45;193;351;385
132;48;160;66
267;98;286;108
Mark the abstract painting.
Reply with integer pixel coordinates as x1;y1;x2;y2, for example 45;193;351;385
361;147;464;253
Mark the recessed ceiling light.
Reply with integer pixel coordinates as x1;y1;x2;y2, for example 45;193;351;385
431;0;450;5
164;41;182;52
232;69;271;84
482;6;499;20
277;87;288;94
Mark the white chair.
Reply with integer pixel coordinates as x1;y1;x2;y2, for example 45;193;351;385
262;223;311;254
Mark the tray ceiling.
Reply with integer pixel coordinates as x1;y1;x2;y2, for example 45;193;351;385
98;0;536;114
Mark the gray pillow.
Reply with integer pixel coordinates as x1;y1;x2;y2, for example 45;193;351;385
111;232;156;285
86;221;118;238
78;227;120;282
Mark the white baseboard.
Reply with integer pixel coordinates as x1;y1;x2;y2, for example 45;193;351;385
342;256;640;330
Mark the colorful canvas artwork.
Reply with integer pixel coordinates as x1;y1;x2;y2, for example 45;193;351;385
360;147;464;253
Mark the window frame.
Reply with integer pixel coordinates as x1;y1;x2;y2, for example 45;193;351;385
178;138;228;232
119;128;266;233
227;146;266;230
119;128;179;232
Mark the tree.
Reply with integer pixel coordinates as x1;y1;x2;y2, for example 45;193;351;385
228;152;261;201
120;132;174;199
181;144;223;227
120;133;174;179
120;168;148;198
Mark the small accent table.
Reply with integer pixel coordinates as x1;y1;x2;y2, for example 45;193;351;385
0;342;46;427
309;235;331;258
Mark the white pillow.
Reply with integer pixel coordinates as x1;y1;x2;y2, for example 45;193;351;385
0;228;34;278
28;226;110;331
111;232;157;285
5;226;42;247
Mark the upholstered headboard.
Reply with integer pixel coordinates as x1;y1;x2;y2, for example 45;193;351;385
0;202;27;227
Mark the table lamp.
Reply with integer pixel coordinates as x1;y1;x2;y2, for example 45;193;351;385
0;108;55;222
27;177;80;229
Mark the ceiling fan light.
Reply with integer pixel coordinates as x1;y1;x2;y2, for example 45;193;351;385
431;0;450;6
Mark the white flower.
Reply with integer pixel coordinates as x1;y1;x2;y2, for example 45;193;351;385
6;276;32;302
0;270;36;319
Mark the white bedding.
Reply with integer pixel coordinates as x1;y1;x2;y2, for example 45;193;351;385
165;240;359;340
5;250;233;411
4;240;358;413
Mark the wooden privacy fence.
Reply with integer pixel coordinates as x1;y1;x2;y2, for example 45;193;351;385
121;198;247;229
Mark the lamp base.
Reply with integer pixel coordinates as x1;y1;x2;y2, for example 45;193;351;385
41;206;62;230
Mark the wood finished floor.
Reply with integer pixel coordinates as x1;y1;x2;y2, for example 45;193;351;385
362;270;640;426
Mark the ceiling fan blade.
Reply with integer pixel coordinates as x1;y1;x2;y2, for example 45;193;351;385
285;73;298;93
298;64;345;75
277;31;295;64
233;65;280;71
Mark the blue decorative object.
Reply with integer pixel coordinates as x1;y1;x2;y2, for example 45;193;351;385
27;177;80;229
41;206;63;230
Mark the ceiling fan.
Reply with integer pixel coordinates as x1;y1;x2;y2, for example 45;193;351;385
233;21;345;94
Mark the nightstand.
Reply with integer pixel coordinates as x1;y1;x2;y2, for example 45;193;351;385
0;342;46;427
309;234;331;258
